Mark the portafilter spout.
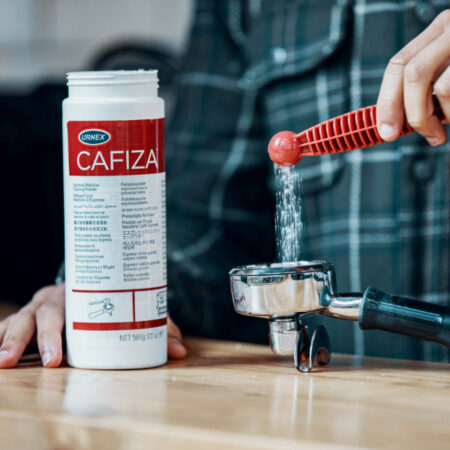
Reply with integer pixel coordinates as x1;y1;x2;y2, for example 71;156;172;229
229;261;450;372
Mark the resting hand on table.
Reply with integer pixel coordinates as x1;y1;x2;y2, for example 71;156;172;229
377;9;450;146
0;283;186;368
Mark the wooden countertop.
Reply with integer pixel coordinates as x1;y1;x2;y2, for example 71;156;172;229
1;338;449;450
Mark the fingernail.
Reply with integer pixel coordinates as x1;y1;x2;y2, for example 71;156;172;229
0;350;9;359
42;350;54;366
379;123;395;140
169;337;186;350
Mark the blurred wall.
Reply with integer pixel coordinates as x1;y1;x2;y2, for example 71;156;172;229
0;0;193;89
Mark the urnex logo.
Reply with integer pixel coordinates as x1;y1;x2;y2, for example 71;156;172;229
78;129;111;146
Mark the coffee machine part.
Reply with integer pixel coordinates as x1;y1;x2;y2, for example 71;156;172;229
229;261;450;372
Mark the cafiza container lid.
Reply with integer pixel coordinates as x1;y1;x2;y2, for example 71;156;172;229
67;70;158;86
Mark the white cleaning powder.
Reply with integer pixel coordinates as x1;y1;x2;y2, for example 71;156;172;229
274;165;303;262
63;70;167;369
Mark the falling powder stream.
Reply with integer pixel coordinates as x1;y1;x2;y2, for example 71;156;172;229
274;164;303;262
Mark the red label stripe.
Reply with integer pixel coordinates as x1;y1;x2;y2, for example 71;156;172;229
72;285;167;293
73;318;167;331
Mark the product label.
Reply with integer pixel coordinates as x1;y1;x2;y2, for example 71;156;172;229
65;119;166;343
68;121;164;176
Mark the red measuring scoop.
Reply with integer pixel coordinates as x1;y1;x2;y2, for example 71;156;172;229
268;101;445;167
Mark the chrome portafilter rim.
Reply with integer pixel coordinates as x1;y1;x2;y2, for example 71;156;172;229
229;260;334;277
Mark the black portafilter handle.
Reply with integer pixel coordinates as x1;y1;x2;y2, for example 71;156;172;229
359;287;450;347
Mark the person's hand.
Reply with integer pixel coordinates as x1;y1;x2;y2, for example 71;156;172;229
377;9;450;146
0;283;186;368
167;315;187;359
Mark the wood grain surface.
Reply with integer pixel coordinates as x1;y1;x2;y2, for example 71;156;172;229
0;337;449;449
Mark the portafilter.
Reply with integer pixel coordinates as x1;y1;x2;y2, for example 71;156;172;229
229;260;450;372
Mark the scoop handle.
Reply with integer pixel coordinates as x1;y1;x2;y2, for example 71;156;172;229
299;97;445;157
359;287;450;347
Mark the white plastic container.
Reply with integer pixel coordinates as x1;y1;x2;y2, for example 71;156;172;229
62;70;167;369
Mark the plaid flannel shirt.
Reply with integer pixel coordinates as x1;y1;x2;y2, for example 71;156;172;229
166;0;450;361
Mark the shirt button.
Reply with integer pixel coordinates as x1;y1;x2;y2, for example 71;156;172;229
411;158;434;182
272;47;287;64
414;3;435;23
322;43;334;56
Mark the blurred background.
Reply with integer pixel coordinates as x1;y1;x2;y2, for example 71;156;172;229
0;0;193;304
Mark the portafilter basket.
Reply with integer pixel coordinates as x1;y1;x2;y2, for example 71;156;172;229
229;261;450;372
